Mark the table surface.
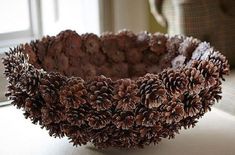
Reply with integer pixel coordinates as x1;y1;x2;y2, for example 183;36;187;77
0;103;235;155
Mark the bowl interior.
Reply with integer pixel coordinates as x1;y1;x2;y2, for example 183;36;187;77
24;30;193;80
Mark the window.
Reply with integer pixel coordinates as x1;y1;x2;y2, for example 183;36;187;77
0;0;101;104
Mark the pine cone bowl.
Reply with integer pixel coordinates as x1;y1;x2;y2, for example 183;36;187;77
2;30;229;149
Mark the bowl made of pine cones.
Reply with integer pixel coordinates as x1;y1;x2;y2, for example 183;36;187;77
3;30;229;149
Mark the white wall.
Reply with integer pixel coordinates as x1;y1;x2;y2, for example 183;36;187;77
112;0;149;33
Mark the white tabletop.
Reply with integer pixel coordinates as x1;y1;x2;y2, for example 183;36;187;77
0;104;235;155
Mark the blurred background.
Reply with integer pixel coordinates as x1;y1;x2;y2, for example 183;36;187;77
0;0;234;115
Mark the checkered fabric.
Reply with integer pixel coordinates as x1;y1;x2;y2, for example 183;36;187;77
161;0;235;67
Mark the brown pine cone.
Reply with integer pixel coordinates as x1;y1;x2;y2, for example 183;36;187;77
136;31;150;51
63;125;90;145
89;51;106;66
39;72;66;106
63;30;82;58
166;35;184;55
47;30;77;58
24;97;43;124
82;33;101;54
136;106;160;127
126;48;143;64
160;69;188;95
18;67;44;96
191;60;219;86
96;63;113;78
87;75;114;111
59;77;87;109
199;80;222;114
57;53;69;73
107;49;126;63
181;92;202;117
143;50;161;65
42;56;56;72
208;51;230;80
112;111;134;129
138;74;167;109
160;98;184;124
101;32;118;52
149;32;168;55
32;36;52;62
179;37;200;60
64;107;87;127
129;63;147;78
109;129;139;148
184;67;205;92
171;55;186;68
41;106;64;125
180;115;198;129
80;63;97;80
24;43;38;65
87;111;111;129
113;79;139;111
111;62;129;79
116;30;136;50
139;123;162;143
146;65;161;75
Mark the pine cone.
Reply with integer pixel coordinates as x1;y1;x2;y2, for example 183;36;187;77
87;75;114;111
191;42;211;60
208;51;230;80
64;30;82;58
42;122;65;138
126;48;143;64
199;80;222;114
18;67;44;96
41;106;64;125
82;33;101;54
39;72;66;106
160;69;188;95
101;32;118;53
63;125;90;145
191;60;219;86
143;50;161;65
66;107;87;127
113;79;139;111
136;31;150;51
179;37;200;60
111;62;129;79
109;129;139;148
149;32;167;55
129;63;147;78
139;123;162;143
87;111;111;129
184;67;205;92
24;43;38;65
59;77;87;109
136;106;160;127
166;35;184;54
138;74;167;109
24;96;43;124
3;47;28;84
181;92;202;117
180;115;198;129
112;111;134;129
171;55;186;68
160;98;184;124
116;30;136;50
107;49;126;63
